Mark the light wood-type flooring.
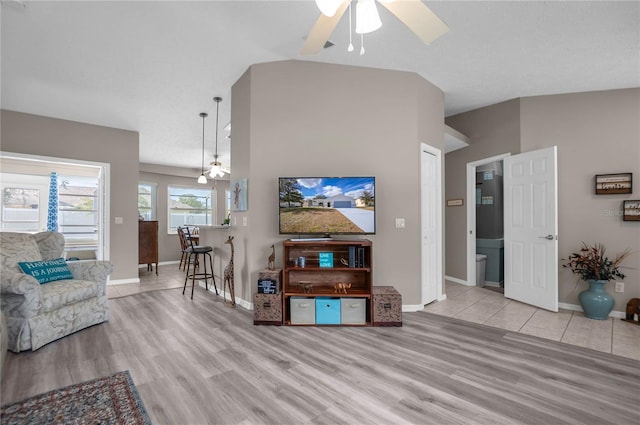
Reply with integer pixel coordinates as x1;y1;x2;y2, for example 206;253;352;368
2;264;639;424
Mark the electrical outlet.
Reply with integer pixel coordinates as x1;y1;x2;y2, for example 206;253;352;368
242;216;248;226
614;281;624;293
395;218;405;228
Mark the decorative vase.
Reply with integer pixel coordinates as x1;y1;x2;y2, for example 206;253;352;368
578;279;615;320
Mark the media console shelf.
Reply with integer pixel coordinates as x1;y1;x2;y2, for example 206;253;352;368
282;239;372;326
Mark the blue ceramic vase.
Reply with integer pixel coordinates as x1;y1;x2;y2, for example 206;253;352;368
578;279;614;320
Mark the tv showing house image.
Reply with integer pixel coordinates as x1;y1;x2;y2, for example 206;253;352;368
279;177;376;235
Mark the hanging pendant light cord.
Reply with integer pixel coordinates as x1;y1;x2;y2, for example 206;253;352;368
214;96;221;161
201;114;205;174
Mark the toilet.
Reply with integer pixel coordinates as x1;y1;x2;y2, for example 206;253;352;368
476;254;487;287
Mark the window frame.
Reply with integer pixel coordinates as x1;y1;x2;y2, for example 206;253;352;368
138;182;157;221
167;185;215;234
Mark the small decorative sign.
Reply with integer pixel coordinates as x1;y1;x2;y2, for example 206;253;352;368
595;173;632;195
623;200;640;221
447;199;464;207
257;279;278;294
319;252;334;268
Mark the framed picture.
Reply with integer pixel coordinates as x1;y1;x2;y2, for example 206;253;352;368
231;178;248;211
595;173;632;195
623;200;640;221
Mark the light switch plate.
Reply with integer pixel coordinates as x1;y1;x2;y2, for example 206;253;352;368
395;218;405;228
115;217;123;224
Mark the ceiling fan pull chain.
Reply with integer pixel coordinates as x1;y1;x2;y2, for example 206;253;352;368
348;1;354;52
360;33;365;55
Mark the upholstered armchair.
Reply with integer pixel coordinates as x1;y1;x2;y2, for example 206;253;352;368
0;231;112;352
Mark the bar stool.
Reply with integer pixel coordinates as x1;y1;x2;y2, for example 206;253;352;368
179;227;218;299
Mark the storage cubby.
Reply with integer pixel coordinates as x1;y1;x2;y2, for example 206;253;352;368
282;239;372;326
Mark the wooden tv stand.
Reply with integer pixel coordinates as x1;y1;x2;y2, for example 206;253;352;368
282;238;372;326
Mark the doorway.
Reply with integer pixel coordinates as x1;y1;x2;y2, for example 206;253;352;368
466;148;559;311
466;154;510;288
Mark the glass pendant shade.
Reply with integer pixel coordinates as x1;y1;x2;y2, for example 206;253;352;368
197;174;207;184
209;160;224;178
355;0;382;34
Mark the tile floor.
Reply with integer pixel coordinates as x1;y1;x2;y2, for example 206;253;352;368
424;281;640;361
107;266;640;361
106;263;190;299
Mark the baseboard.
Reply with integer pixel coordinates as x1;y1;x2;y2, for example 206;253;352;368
107;278;140;285
445;275;471;286
199;281;252;310
402;304;425;312
558;302;625;319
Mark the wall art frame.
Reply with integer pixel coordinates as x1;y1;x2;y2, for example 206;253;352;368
623;200;640;221
231;178;248;211
595;173;632;195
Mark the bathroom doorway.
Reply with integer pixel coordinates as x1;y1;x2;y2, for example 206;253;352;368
466;154;509;289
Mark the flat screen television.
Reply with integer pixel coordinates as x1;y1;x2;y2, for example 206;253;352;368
279;177;375;236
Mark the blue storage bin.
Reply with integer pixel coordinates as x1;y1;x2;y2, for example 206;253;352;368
315;297;341;324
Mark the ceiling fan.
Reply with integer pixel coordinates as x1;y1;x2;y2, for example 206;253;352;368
301;0;449;55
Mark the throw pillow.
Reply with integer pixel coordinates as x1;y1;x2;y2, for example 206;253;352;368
17;258;74;284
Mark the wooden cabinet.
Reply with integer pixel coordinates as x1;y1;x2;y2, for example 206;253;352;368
138;220;158;274
282;239;372;326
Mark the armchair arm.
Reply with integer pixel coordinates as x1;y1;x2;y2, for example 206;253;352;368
0;272;42;318
66;260;113;285
1;271;40;295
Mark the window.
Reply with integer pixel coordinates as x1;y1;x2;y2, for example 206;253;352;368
2;187;42;232
58;175;99;248
0;154;108;261
138;182;157;220
225;189;231;222
168;186;214;233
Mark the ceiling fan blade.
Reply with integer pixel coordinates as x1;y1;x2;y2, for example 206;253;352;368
378;0;449;45
301;1;349;55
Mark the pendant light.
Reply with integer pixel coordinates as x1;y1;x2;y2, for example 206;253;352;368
209;96;225;178
197;112;208;184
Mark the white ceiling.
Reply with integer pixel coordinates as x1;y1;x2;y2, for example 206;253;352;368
2;1;638;175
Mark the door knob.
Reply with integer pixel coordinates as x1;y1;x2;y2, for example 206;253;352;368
538;235;554;240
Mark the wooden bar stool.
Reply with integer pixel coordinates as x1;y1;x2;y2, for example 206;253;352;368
178;227;218;299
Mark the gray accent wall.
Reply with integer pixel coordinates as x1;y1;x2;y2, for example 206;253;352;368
1;109;139;281
230;60;445;307
445;88;640;310
444;99;521;281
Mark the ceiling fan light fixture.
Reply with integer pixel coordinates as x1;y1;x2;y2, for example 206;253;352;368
209;159;224;178
355;0;382;34
315;0;343;17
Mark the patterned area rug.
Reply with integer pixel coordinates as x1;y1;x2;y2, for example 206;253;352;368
1;370;151;425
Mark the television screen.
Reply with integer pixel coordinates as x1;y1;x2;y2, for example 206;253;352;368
279;177;376;236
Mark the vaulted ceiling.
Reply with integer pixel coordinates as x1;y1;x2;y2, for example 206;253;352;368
2;1;638;174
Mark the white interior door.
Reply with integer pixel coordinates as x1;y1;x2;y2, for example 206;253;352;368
421;144;442;305
504;146;558;311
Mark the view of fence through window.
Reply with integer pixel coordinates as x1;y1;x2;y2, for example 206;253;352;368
168;186;214;231
2;188;40;232
58;176;99;246
138;183;156;221
1;175;99;247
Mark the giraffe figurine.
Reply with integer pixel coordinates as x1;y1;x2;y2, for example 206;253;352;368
267;244;275;270
223;236;236;307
